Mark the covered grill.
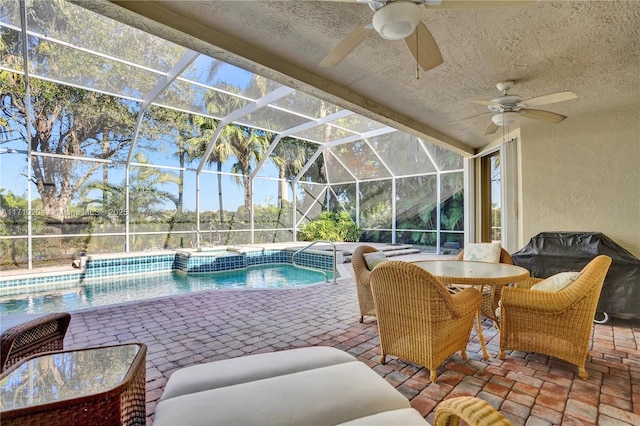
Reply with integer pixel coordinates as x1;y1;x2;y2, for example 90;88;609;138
511;232;640;320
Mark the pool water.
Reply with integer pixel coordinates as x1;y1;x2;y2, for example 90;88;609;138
0;264;333;316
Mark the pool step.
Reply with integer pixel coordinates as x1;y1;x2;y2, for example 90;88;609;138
383;247;422;258
343;245;420;263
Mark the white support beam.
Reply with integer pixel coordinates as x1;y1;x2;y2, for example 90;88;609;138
292;146;324;185
251;134;282;179
124;50;199;252
126;50;200;165
325;150;358;183
323;126;397;149
364;137;394;177
196;86;295;173
418;138;441;173
280;109;354;139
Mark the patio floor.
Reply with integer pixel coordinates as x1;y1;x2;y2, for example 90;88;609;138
62;273;640;425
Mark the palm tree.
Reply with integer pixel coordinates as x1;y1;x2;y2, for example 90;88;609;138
270;137;316;208
81;153;179;222
188;115;234;223
229;129;270;213
191;83;270;222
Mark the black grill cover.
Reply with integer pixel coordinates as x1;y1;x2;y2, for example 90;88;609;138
511;232;640;320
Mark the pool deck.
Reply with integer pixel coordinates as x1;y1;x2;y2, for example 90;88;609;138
56;253;640;426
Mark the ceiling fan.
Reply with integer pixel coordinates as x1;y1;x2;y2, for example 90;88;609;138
320;0;532;72
453;81;578;135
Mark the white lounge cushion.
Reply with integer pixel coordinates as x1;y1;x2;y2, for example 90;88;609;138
530;271;581;292
463;243;502;263
363;251;387;270
154;361;414;426
160;346;356;401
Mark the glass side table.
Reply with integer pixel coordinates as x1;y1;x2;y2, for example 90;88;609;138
0;343;146;426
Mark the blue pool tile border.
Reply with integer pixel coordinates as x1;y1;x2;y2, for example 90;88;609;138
0;249;335;296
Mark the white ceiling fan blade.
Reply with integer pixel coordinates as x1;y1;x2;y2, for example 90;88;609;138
473;100;502;107
521;108;567;123
427;0;533;10
447;111;492;125
320;22;374;67
484;120;500;135
404;22;443;72
518;91;577;108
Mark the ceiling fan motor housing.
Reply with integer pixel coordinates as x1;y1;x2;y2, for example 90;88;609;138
491;95;523;108
372;2;422;40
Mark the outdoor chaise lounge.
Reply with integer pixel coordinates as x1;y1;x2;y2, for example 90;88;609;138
153;346;511;425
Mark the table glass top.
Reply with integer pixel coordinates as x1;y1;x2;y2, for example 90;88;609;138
411;260;529;281
0;344;140;410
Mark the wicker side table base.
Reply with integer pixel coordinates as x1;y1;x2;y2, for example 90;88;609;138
0;343;147;426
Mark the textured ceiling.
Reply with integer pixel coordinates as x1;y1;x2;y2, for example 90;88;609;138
89;0;640;154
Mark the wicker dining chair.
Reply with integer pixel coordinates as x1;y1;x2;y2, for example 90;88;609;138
370;261;482;382
498;255;612;379
351;245;382;323
455;246;514;324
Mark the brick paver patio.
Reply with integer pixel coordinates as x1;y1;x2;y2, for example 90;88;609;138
63;276;640;425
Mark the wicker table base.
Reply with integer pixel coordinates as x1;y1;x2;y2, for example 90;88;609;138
411;260;530;360
0;343;146;426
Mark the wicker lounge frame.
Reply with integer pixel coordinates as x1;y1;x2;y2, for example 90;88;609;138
1;312;71;372
0;343;147;426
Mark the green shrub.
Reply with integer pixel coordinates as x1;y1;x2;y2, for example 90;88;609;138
298;211;360;242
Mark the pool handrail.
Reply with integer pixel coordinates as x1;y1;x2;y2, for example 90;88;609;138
292;241;337;284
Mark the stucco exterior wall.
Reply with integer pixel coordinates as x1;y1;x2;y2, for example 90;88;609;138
519;105;640;258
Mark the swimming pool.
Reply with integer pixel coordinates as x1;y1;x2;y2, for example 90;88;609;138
0;264;333;316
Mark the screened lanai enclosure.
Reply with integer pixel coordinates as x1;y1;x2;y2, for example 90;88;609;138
0;0;463;269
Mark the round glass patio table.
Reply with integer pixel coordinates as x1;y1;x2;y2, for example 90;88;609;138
411;260;530;360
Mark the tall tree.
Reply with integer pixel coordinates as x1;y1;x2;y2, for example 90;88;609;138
190;82;267;221
229;129;270;212
271;137;319;207
2;75;136;219
80;152;179;222
1;0;183;220
142;106;203;214
188;115;234;223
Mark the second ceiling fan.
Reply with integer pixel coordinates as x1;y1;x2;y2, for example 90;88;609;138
320;0;532;72
452;80;578;135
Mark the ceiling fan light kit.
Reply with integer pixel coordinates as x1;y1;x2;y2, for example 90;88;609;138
491;111;520;127
372;1;422;40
